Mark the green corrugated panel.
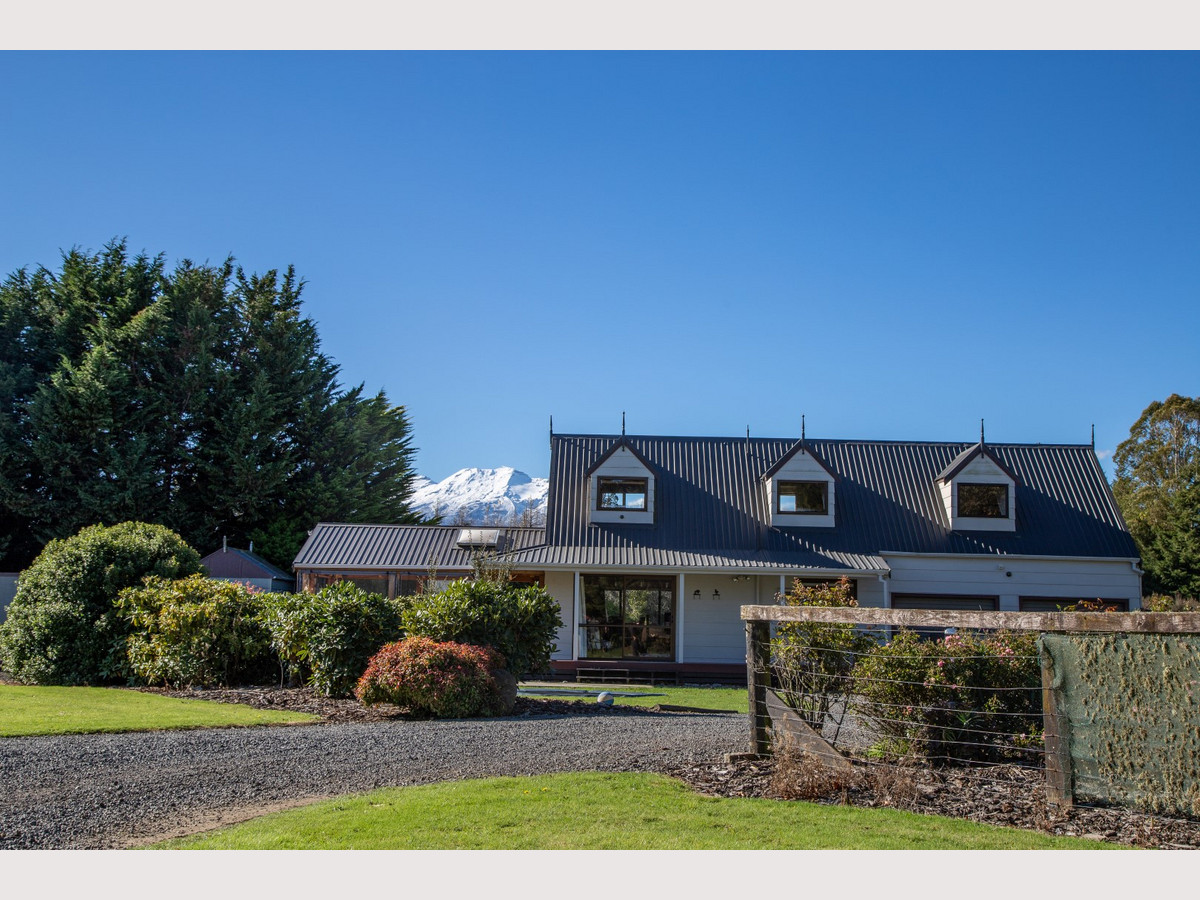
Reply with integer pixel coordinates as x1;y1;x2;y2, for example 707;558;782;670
1039;633;1200;816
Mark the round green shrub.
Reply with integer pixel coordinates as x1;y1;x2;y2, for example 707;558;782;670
401;579;562;679
259;581;408;697
118;575;274;688
0;522;203;684
355;636;508;718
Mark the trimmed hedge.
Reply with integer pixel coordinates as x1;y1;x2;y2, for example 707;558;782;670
0;522;203;684
355;637;508;718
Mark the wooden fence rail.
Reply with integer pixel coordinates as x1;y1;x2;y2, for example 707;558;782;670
741;605;1200;814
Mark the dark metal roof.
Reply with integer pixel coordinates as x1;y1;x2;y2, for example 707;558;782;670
291;435;1138;574
200;548;292;581
497;434;1137;570
293;524;547;572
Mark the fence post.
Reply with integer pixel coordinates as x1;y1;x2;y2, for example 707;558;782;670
1038;635;1074;810
746;618;771;756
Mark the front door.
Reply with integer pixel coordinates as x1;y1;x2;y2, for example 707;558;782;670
581;574;675;660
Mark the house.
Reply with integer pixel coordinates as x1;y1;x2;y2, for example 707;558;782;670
0;572;17;624
293;430;1142;679
201;544;295;593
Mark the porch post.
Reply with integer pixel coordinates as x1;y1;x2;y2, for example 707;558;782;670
573;571;582;661
677;573;686;663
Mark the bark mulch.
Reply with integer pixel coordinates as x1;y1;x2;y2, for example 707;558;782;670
661;754;1200;850
127;684;649;722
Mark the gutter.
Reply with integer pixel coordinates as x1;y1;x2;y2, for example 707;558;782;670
879;550;1142;564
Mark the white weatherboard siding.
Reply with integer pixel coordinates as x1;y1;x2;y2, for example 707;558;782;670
855;575;888;609
882;554;1142;610
545;571;575;660
683;574;758;664
757;576;780;604
589;447;655;525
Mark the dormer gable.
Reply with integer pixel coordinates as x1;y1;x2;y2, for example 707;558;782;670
586;439;656;525
763;440;837;528
937;443;1017;532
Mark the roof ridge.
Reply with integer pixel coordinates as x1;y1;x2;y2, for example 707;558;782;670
552;433;1094;448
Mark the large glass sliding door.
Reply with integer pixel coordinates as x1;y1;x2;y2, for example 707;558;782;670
581;574;675;660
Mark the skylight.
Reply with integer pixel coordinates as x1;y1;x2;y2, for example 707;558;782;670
456;528;502;548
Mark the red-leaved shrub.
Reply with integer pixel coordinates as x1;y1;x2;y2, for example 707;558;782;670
355;636;508;718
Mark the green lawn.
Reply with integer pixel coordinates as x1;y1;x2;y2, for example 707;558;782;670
521;682;748;713
159;771;1109;850
0;685;319;737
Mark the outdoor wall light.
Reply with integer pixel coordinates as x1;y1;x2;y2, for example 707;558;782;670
712;589;721;601
693;589;701;601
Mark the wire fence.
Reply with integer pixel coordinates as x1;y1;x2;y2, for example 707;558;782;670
742;605;1200;821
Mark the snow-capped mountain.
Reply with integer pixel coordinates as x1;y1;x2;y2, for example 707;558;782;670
409;467;548;526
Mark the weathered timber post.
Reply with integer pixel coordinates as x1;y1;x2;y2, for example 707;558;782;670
1038;635;1074;810
746;618;771;756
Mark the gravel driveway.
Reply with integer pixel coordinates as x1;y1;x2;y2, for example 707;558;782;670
0;710;744;849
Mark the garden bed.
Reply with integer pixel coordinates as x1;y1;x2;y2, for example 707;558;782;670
662;755;1200;849
127;684;651;723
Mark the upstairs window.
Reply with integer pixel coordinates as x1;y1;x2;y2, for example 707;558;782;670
958;483;1009;518
598;477;648;511
778;481;828;515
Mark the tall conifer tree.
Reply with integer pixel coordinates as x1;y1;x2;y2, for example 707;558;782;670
0;239;421;570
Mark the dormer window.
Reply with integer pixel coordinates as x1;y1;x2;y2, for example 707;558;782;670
763;441;837;528
777;481;829;515
936;443;1018;532
957;483;1008;518
587;440;656;525
598;478;647;511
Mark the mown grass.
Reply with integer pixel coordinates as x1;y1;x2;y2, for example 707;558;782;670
521;682;748;713
0;685;319;737
159;771;1110;850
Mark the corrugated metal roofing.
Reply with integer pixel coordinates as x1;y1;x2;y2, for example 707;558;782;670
293;435;1138;574
294;524;547;571
497;434;1137;570
200;548;292;580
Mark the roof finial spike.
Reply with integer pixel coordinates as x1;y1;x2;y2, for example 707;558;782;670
549;414;553;447
621;411;626;437
1091;423;1095;449
801;414;806;442
980;418;985;446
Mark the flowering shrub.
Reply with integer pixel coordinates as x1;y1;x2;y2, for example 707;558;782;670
355;637;508;718
401;579;562;678
259;582;408;697
851;629;1041;763
770;577;875;732
119;575;273;687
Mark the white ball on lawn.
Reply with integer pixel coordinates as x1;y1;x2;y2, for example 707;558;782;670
596;692;614;706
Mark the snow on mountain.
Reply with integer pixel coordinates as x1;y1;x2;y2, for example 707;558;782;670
409;467;548;526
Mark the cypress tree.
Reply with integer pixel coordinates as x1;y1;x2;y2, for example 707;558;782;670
0;238;421;571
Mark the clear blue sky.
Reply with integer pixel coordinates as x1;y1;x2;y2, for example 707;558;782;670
1;52;1197;481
